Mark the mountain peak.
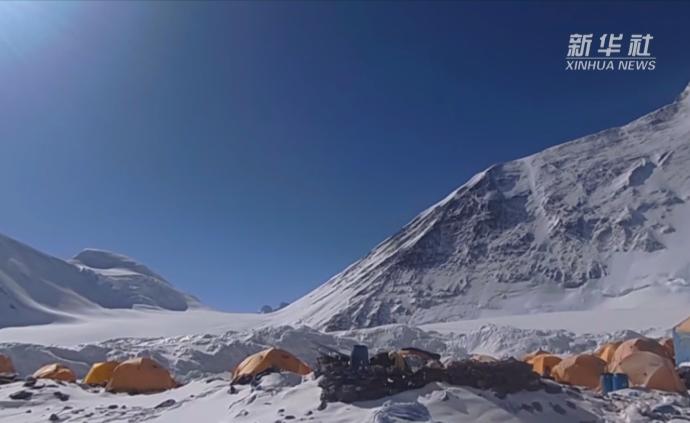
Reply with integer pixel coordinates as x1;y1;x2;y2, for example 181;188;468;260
0;235;198;329
279;83;690;331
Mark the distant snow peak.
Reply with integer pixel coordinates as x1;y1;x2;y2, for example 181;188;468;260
278;82;690;331
72;249;166;282
0;234;197;329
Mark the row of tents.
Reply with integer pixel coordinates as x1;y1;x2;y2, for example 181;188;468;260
0;335;687;396
516;336;684;393
0;357;178;394
0;347;311;394
237;339;687;395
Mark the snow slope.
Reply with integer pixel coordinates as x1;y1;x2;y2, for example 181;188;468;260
279;83;690;331
1;294;684;347
0;234;199;329
4;375;661;423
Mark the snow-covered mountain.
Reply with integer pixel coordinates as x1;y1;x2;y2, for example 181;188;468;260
280;83;690;331
2;84;689;335
0;233;199;329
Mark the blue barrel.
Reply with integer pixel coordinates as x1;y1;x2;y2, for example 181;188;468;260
613;373;629;390
600;373;613;394
351;345;369;370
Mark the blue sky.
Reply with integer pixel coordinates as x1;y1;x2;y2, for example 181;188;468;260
1;1;689;312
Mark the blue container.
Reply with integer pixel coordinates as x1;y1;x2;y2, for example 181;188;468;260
600;373;614;394
351;345;369;370
613;373;629;390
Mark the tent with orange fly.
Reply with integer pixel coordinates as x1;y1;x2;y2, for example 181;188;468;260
106;358;177;394
33;364;77;383
529;354;562;377
231;347;312;384
83;361;120;386
595;341;622;364
551;354;606;389
610;338;669;370
611;351;685;393
0;354;15;375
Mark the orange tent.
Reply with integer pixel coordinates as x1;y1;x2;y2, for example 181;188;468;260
33;364;77;383
83;361;120;386
610;338;669;369
529;354;562;377
470;354;498;363
0;354;15;374
106;358;176;394
521;349;549;362
595;341;622;364
232;347;312;384
611;351;685;393
551;354;606;389
659;338;674;359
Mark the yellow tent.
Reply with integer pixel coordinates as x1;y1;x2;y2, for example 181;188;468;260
595;341;622;364
551;354;606;389
106;358;176;394
232;347;312;384
529;354;562;377
0;354;15;374
610;338;669;370
611;351;685;393
33;363;77;383
470;354;498;363
83;361;120;386
521;349;549;362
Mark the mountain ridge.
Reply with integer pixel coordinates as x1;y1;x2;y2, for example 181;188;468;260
277;82;690;331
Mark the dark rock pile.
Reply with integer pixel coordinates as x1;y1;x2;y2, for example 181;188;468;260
317;355;432;403
445;358;543;396
9;390;33;400
317;353;543;403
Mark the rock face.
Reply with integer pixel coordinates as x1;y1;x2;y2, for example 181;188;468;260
280;83;690;331
0;234;199;329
